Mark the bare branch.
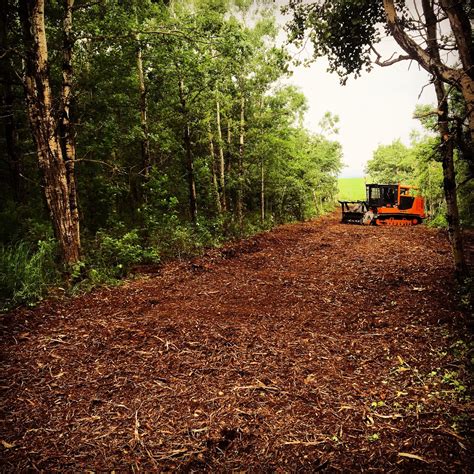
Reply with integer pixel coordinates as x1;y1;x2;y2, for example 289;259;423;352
371;45;411;67
417;80;433;100
383;0;462;86
413;109;441;119
75;158;124;172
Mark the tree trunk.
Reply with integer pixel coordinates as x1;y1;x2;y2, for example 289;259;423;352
178;78;197;224
19;0;80;267
236;95;245;230
60;0;80;256
458;74;474;155
421;0;468;279
226;118;232;175
135;34;151;179
258;96;265;225
0;3;21;201
215;97;226;211
260;157;265;224
208;122;222;214
184;122;197;224
434;80;468;279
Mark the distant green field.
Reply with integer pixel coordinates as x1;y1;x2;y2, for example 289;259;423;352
337;178;366;201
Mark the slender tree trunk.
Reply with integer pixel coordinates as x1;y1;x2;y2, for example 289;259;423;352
422;0;468;279
435;80;468;278
226;118;232;174
236;94;245;230
0;4;21;201
60;0;80;256
19;0;80;267
178;78;197;224
258;96;265;225
1;81;21;201
208;122;222;214
260;157;265;224
312;189;318;215
135;34;151;179
215;97;226;211
184;122;198;224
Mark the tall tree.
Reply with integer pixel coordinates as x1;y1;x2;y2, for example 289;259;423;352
215;92;227;212
19;0;81;267
60;0;80;259
421;0;467;277
135;34;151;180
178;76;198;223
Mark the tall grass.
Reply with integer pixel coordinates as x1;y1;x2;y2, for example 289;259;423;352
0;239;59;310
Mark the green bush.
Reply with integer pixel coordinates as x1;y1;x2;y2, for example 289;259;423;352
90;229;160;279
427;213;448;228
0;239;59;309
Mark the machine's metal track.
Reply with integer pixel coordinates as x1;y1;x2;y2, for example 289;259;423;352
374;215;422;226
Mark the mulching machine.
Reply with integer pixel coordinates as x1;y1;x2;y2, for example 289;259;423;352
339;183;426;226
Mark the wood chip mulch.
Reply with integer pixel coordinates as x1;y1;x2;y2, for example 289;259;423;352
1;214;473;472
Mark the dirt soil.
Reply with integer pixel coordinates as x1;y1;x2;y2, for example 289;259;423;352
1;214;473;472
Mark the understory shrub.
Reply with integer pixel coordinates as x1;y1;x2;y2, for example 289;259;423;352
88;229;160;280
0;239;59;310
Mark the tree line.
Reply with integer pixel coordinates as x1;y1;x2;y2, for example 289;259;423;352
0;0;342;306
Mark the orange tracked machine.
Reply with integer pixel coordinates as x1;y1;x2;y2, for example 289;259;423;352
339;183;426;226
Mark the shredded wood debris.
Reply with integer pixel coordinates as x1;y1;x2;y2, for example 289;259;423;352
1;215;472;471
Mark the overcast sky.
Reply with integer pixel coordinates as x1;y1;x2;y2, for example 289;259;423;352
274;5;437;178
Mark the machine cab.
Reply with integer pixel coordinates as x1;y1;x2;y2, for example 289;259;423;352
366;184;398;208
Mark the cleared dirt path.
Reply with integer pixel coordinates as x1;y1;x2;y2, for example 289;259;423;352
1;215;472;471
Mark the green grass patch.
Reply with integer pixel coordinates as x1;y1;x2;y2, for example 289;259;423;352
337;178;366;201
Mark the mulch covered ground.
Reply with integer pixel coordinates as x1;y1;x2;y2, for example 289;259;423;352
1;214;472;472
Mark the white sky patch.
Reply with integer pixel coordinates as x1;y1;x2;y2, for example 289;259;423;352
273;4;437;177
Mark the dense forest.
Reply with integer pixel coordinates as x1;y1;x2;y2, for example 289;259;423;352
0;0;343;308
1;0;473;309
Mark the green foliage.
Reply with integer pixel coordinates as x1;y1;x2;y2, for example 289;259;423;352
89;230;160;280
1;0;343;306
0;239;60;310
284;0;385;83
365;140;415;184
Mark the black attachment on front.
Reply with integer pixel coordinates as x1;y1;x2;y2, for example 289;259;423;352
338;201;368;224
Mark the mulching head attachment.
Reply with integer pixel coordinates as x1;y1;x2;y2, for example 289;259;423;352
338;201;369;225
